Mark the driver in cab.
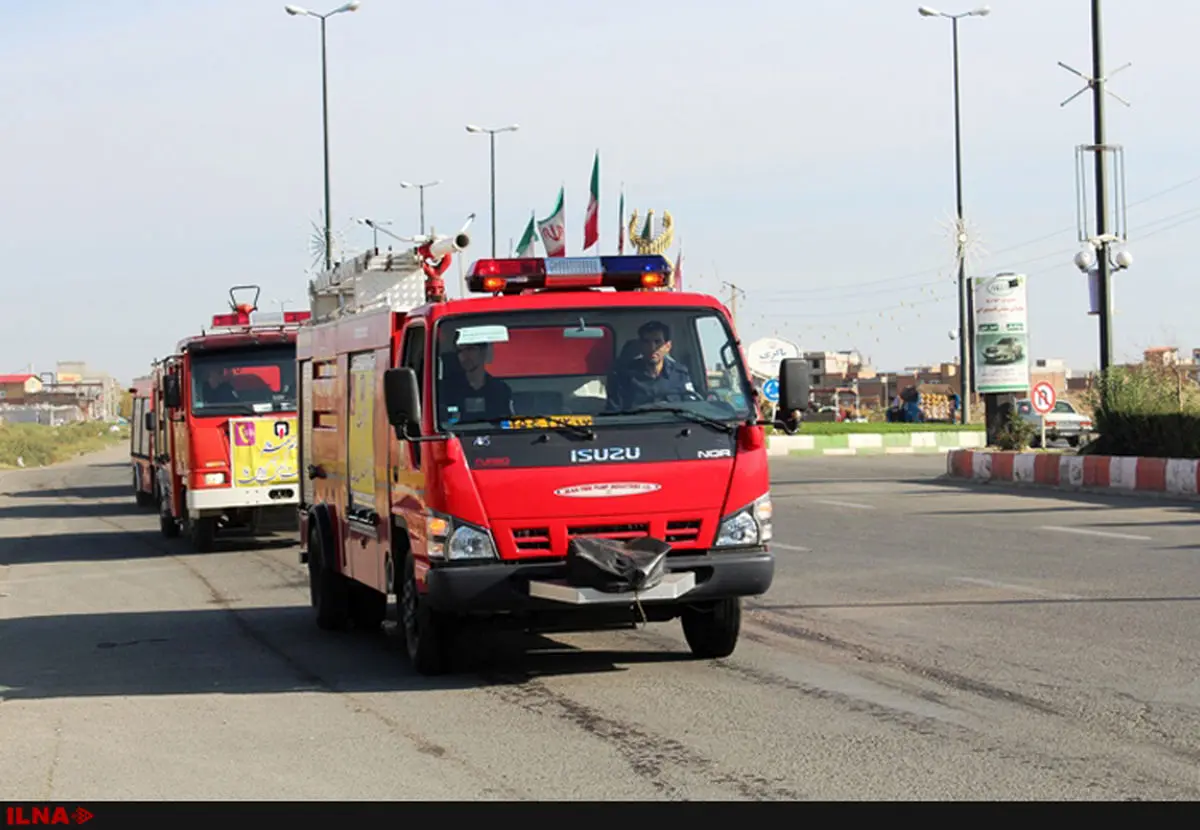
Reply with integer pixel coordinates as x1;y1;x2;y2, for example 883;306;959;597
440;336;514;423
606;320;695;409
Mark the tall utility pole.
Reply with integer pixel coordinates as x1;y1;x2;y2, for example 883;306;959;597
1060;0;1130;392
1090;0;1114;374
722;281;746;329
918;5;990;426
285;3;362;272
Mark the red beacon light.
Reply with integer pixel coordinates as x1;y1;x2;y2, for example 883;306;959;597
466;255;672;294
209;309;312;329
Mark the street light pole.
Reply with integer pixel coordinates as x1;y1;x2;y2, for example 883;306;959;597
1090;0;1114;376
285;2;362;272
919;5;990;426
466;124;520;256
399;180;442;236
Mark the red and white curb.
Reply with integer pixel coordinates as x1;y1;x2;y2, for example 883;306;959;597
946;450;1200;500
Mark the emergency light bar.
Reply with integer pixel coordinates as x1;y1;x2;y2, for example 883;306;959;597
210;310;312;328
466;255;672;294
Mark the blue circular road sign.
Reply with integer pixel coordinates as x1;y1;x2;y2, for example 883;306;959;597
761;378;780;403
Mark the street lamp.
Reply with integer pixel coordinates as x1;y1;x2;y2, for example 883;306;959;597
918;4;989;426
284;1;362;271
353;217;392;250
399;180;442;236
465;124;520;256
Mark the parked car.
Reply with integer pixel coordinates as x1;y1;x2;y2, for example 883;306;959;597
1015;398;1093;447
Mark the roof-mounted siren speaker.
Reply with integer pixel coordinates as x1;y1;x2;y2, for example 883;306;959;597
229;284;262;316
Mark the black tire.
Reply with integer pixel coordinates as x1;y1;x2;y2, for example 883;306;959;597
399;550;454;676
159;490;180;539
191;516;217;553
681;598;742;659
348;583;387;632
307;526;349;631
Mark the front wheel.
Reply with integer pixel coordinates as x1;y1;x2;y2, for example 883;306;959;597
191;516;217;553
681;598;742;659
399;551;454;676
159;490;180;538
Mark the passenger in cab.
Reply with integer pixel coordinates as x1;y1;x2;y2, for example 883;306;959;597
441;339;514;423
606;320;696;409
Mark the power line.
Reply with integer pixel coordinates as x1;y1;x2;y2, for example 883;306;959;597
759;170;1200;297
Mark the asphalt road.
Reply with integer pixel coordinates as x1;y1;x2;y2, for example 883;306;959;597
2;447;1198;801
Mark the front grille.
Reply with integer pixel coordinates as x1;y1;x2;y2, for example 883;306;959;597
665;519;702;544
513;527;551;551
509;518;707;556
567;523;650;541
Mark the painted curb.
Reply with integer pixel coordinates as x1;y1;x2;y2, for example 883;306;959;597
944;449;1200;501
768;431;987;457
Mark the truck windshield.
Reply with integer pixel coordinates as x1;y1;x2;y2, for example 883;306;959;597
190;345;297;416
434;307;754;431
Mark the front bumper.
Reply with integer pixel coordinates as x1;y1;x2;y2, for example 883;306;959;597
187;484;299;516
423;548;774;618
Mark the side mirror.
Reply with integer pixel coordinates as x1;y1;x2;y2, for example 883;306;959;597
163;375;181;409
778;357;811;415
383;367;421;437
144;411;155;432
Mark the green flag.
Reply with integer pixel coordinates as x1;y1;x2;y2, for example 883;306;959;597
515;213;537;257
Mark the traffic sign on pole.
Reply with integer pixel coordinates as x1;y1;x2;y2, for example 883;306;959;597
761;378;779;403
1031;381;1056;449
1032;381;1056;414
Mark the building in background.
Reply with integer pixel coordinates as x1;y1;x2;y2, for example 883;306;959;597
0;374;43;402
0;362;123;422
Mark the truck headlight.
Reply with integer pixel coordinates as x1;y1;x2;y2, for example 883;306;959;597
203;472;226;486
425;513;497;562
448;525;497;561
714;494;772;548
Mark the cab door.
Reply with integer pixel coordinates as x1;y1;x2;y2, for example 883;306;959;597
390;321;428;530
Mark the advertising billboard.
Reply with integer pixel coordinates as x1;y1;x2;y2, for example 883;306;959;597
972;274;1030;394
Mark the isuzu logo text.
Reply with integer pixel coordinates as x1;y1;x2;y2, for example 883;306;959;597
570;447;641;463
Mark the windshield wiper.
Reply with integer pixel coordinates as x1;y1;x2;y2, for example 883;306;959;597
449;415;596;440
603;405;735;434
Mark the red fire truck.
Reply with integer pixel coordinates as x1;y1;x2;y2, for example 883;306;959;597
296;234;808;675
151;286;311;552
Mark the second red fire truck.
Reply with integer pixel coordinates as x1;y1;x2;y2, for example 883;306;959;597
139;286;311;552
294;230;808;674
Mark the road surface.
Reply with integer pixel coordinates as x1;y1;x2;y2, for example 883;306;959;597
2;447;1197;800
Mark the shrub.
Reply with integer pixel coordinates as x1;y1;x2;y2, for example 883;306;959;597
0;422;127;468
993;405;1036;451
1083;363;1200;459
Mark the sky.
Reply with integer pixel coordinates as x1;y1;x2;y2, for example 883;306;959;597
2;0;1198;385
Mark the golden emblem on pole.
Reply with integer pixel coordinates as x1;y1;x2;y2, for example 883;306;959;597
627;209;675;289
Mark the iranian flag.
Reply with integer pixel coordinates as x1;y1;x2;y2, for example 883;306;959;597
515;213;537;257
537;187;566;257
583;151;599;250
617;187;625;254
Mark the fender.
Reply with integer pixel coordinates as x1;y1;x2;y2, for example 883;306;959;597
307;504;342;576
387;517;413;596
